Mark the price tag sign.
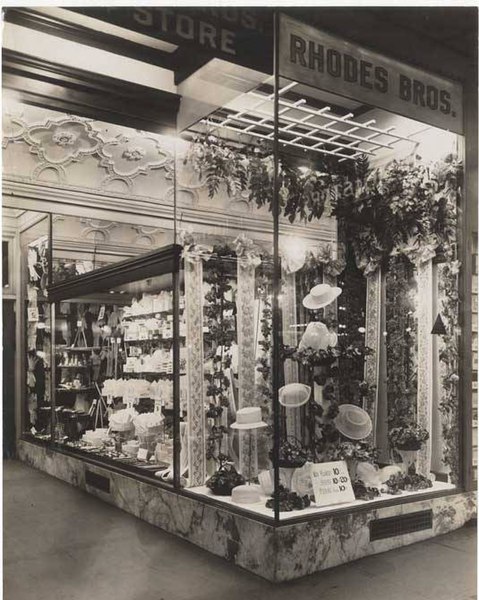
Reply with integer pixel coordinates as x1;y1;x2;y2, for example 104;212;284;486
76;320;82;327
311;461;355;506
116;338;122;345
137;448;148;461
27;307;39;322
98;305;105;321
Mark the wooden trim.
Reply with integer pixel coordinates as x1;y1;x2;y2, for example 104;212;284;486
2;49;180;134
3;8;176;69
47;243;182;301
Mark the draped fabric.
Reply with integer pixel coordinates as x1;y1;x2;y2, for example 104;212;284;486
237;258;258;475
364;268;382;444
416;259;434;476
184;256;206;486
282;271;301;440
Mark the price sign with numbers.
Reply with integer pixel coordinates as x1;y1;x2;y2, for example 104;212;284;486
311;461;355;506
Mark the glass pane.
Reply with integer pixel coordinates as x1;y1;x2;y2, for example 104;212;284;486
20;212;52;441
176;72;276;516
272;72;463;519
51;214;174;284
52;272;177;481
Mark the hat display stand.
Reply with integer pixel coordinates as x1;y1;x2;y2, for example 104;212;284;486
230;407;267;504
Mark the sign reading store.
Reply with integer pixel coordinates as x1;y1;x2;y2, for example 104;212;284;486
279;15;463;135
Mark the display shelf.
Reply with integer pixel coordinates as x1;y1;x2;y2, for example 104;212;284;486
58;364;89;369
56;386;96;392
122;309;181;321
57;346;101;352
189;481;457;520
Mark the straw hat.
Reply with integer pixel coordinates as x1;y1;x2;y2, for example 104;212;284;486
299;321;338;351
303;283;342;310
230;407;267;430
334;404;372;440
279;383;311;407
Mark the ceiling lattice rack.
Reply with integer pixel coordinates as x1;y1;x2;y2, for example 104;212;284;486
201;81;413;162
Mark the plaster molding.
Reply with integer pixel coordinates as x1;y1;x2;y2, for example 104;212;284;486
98;133;170;178
24;116;101;166
3;178;337;245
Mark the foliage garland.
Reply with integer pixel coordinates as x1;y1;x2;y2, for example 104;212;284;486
385;254;418;432
203;244;237;462
438;259;461;483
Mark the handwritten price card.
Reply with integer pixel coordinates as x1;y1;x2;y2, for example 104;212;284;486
311;461;355;506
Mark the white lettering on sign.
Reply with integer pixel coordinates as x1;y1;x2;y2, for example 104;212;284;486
279;14;463;135
132;8;237;56
311;461;355;506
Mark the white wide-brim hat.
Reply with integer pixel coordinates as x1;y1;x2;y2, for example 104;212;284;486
334;404;372;440
279;383;311;407
303;283;342;310
231;406;268;430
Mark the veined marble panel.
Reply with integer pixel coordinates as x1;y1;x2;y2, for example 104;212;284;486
17;440;476;582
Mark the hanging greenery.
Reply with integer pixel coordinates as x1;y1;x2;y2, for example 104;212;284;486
185;135;248;198
333;154;463;275
185;135;358;224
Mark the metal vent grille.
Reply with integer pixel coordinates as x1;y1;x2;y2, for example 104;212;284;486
370;510;433;541
85;470;110;493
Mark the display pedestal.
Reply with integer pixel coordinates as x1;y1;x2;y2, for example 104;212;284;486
17;439;476;582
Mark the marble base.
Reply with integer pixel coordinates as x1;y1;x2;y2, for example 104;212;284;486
17;440;477;582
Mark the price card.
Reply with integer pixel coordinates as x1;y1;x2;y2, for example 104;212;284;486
116;338;122;345
28;307;39;322
98;305;105;321
311;461;355;506
76;320;82;327
137;448;148;461
30;427;37;436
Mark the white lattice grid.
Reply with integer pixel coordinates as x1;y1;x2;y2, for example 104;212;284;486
201;81;413;162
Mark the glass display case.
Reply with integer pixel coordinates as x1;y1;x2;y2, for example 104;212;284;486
20;12;470;532
43;245;183;483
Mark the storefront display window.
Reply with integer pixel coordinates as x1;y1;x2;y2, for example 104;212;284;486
8;11;471;536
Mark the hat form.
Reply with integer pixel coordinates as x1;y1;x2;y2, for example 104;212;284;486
279;383;311;407
334;404;372;440
299;321;338;351
303;283;342;310
231;407;267;430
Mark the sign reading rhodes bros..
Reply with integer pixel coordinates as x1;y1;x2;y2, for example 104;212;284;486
279;15;463;135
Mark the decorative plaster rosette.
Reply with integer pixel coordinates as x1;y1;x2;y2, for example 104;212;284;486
24;117;101;165
99;133;169;178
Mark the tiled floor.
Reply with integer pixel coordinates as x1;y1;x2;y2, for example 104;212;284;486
3;459;477;600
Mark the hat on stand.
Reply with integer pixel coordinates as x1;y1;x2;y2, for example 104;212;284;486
279;383;311;407
334;404;372;440
230;407;267;430
303;283;342;310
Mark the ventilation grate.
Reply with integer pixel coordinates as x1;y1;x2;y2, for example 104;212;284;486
370;510;433;541
85;469;110;493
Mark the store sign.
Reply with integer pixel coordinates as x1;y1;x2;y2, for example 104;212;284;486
71;8;272;68
311;461;355;506
279;15;463;135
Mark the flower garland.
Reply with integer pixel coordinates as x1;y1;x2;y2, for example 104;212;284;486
438;259;461;483
255;266;273;425
203;244;237;461
386;254;418;432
